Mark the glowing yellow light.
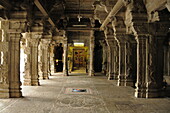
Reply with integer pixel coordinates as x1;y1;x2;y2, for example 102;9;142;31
74;43;84;47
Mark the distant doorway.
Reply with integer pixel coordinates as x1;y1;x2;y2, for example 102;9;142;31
73;49;86;70
54;43;63;72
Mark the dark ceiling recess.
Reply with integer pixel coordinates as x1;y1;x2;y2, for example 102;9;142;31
1;0;100;31
95;20;101;28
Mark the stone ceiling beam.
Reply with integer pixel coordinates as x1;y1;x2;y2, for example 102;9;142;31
100;0;124;30
34;0;59;32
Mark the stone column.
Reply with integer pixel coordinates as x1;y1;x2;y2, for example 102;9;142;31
99;40;107;74
49;43;55;74
39;39;51;79
134;35;147;98
7;19;27;98
8;32;22;97
89;30;95;76
105;36;115;80
114;44;119;80
164;31;170;76
124;40;135;87
0;21;9;98
63;38;68;76
22;32;42;86
115;35;127;86
134;35;165;98
47;44;51;76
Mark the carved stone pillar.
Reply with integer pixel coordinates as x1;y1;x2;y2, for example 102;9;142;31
99;40;107;74
115;35;128;86
22;32;42;86
114;44;119;80
134;35;148;98
124;0;170;98
0;21;9;98
63;38;68;76
164;31;170;76
49;43;55;74
89;30;95;76
126;41;136;86
39;39;51;79
105;36;115;80
7;32;22;97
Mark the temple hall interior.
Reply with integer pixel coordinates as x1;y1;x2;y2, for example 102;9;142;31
0;0;170;113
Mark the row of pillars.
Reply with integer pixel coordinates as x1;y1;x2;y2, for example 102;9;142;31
0;20;68;98
0;19;96;98
103;30;167;98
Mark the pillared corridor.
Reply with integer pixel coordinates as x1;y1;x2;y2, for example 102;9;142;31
0;0;170;113
0;74;170;113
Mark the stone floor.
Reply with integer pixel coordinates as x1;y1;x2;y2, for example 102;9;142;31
0;73;170;113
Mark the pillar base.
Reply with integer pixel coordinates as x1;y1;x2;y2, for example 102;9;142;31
39;73;49;80
39;76;49;80
31;80;40;86
117;75;126;86
23;79;32;86
135;88;163;98
23;76;32;86
88;70;95;76
114;75;118;80
63;70;69;76
108;74;114;80
10;90;22;98
117;75;134;86
0;84;10;98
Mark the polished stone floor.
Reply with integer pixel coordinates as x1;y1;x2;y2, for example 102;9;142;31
0;73;170;113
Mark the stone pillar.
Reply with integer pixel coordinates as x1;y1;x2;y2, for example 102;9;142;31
125;41;135;87
134;35;165;98
22;32;42;86
0;21;9;98
7;32;22;97
39;39;51;79
114;44;119;80
115;35;127;86
47;44;51;76
49;43;55;74
89;30;95;76
105;36;115;80
63;38;68;76
99;40;107;74
164;31;170;76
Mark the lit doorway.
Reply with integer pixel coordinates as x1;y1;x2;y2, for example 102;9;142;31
73;49;85;70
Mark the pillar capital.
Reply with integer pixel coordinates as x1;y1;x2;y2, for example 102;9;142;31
40;39;51;47
22;32;42;47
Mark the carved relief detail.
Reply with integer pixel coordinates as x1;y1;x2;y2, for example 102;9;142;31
147;36;157;87
0;27;9;85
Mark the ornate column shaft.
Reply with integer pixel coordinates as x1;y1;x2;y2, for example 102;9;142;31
22;32;42;86
7;19;27;98
89;30;95;76
135;35;148;98
105;36;116;80
63;38;68;76
115;35;127;86
114;44;119;80
0;21;9;98
99;40;107;74
49;43;55;74
39;39;51;79
8;32;22;97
